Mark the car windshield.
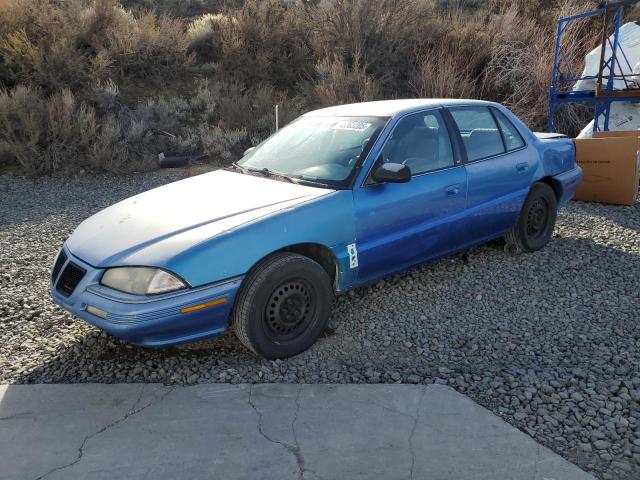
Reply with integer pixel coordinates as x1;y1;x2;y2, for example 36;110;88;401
236;115;388;188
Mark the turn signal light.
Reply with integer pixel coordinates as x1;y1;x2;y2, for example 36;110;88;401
180;297;227;314
86;305;107;319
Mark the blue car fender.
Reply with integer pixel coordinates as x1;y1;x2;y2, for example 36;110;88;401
166;190;359;293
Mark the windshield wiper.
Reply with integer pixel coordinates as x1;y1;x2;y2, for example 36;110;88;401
230;163;277;178
229;162;248;173
230;163;332;188
243;166;300;184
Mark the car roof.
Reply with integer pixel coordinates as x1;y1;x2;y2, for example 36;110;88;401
303;99;496;118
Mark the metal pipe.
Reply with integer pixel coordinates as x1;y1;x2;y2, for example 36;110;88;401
595;9;610;97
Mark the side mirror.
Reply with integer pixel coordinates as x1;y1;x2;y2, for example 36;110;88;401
371;162;411;184
243;146;256;157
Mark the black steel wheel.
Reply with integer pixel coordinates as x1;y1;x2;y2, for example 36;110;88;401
265;280;315;341
232;252;333;359
505;182;558;253
525;197;551;240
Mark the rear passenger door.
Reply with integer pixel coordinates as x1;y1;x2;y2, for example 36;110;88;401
447;105;537;242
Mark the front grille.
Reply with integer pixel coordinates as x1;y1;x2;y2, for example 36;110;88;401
56;262;86;297
51;251;67;283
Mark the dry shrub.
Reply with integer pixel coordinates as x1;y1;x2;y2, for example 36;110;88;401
121;0;242;17
96;9;191;79
0;0;89;92
480;4;549;128
203;81;304;145
0;85;190;175
407;5;493;101
482;1;600;132
0;86;98;174
410;45;478;99
212;0;314;91
199;126;247;163
187;13;225;61
0;0;191;93
89;113;130;171
312;55;381;107
311;0;439;95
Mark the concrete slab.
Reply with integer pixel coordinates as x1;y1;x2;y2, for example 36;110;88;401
0;384;594;480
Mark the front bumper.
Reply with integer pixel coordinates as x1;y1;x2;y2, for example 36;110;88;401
50;247;242;347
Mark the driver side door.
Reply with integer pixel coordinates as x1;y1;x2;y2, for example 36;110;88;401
352;109;469;284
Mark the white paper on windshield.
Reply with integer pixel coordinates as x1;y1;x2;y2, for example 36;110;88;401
332;120;372;131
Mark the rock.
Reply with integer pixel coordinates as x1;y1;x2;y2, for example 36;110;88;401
514;411;528;422
571;392;584;402
593;440;611;450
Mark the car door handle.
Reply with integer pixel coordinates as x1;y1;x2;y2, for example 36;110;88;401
445;184;461;196
516;162;529;173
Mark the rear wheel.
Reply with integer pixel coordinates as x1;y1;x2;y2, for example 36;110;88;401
232;252;334;359
505;182;557;253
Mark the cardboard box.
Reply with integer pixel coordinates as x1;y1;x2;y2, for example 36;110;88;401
593;130;640;138
573;132;640;205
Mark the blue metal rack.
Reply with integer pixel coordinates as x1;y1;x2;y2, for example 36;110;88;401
547;2;640;133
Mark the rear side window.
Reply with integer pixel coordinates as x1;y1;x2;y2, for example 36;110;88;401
449;106;505;161
493;109;525;151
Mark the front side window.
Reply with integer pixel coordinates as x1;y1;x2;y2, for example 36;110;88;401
380;110;454;175
449;106;505;162
493;108;525;151
237;115;388;188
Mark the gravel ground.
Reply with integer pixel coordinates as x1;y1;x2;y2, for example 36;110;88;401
1;168;639;479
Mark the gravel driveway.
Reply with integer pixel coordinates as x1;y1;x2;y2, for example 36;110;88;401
1;168;638;480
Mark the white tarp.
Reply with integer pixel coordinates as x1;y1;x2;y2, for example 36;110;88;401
578;102;640;138
574;22;640;91
575;22;640;138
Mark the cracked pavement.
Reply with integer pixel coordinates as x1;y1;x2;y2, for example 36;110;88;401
33;385;175;480
0;384;594;480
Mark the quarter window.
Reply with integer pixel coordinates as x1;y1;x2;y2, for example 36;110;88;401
493;108;525;151
449;107;505;161
381;110;454;175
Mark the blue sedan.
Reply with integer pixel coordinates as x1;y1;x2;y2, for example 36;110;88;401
50;99;582;358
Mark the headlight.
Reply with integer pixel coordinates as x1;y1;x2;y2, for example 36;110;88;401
101;267;188;295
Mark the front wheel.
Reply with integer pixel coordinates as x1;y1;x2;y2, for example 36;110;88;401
232;252;334;359
505;182;558;253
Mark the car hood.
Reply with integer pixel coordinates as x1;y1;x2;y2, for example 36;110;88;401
66;170;334;268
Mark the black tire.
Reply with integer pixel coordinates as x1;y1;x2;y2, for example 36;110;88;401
505;182;558;253
232;252;334;359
